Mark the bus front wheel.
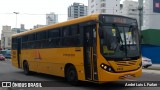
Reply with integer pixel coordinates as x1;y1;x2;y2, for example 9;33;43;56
23;61;30;75
66;65;78;85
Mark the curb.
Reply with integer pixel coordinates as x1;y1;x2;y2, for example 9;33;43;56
144;68;160;71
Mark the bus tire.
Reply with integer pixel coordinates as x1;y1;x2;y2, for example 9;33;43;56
66;65;78;85
23;61;30;75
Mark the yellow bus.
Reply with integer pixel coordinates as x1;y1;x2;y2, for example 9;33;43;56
11;14;142;83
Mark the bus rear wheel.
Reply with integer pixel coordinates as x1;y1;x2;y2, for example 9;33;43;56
66;65;78;85
23;61;30;75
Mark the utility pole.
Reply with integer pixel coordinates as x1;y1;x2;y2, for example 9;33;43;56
138;0;143;31
138;0;143;43
13;12;19;28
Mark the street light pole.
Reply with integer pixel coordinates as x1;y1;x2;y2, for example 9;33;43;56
138;0;143;43
13;12;19;28
138;7;143;31
138;0;143;31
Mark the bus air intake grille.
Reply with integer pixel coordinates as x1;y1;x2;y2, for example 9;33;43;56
115;61;136;66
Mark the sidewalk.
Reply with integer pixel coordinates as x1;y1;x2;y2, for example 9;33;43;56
145;64;160;70
142;69;160;74
142;64;160;74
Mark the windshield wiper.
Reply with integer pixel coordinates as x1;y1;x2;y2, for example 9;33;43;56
127;25;133;48
112;24;123;51
113;24;123;44
113;24;127;56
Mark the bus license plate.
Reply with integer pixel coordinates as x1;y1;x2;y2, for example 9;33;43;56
124;74;132;78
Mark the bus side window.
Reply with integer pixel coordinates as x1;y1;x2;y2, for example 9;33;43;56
63;26;71;37
48;29;60;48
71;25;80;35
35;32;42;48
28;34;35;48
42;31;47;48
70;25;81;46
62;26;70;46
12;38;18;50
22;35;28;49
49;29;60;38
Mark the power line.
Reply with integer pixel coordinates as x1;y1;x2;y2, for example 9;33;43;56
1;12;160;16
0;13;67;15
0;13;13;14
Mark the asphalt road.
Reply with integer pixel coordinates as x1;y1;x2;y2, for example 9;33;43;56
0;60;160;90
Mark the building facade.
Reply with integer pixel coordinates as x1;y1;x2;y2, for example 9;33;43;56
141;0;160;64
142;0;160;45
33;24;46;29
120;0;139;27
12;24;27;33
1;26;12;50
46;12;58;25
68;2;87;20
88;0;120;15
1;24;27;50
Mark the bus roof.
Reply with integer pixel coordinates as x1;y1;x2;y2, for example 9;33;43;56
12;14;100;38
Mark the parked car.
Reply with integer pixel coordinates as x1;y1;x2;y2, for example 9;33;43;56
4;53;11;59
0;50;11;59
142;56;152;68
0;54;5;61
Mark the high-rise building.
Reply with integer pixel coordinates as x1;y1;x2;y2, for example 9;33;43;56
46;12;58;25
12;24;27;33
140;0;160;64
68;2;87;20
33;24;46;29
88;0;120;15
142;0;160;45
120;0;139;26
1;25;12;50
1;24;27;50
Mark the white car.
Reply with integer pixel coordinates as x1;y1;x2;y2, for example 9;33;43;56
142;56;152;68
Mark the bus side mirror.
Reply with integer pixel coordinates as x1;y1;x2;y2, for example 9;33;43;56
99;28;104;39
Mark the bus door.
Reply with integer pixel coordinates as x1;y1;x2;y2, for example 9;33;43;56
17;37;22;68
83;25;98;81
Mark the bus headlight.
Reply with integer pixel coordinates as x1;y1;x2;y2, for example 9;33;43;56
101;64;104;67
100;63;115;72
104;66;107;69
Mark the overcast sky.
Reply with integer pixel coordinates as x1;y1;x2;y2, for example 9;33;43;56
0;0;138;36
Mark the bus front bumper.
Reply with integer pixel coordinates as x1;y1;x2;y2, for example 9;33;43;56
98;67;142;82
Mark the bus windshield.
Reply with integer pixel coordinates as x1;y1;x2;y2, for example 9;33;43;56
99;17;140;60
